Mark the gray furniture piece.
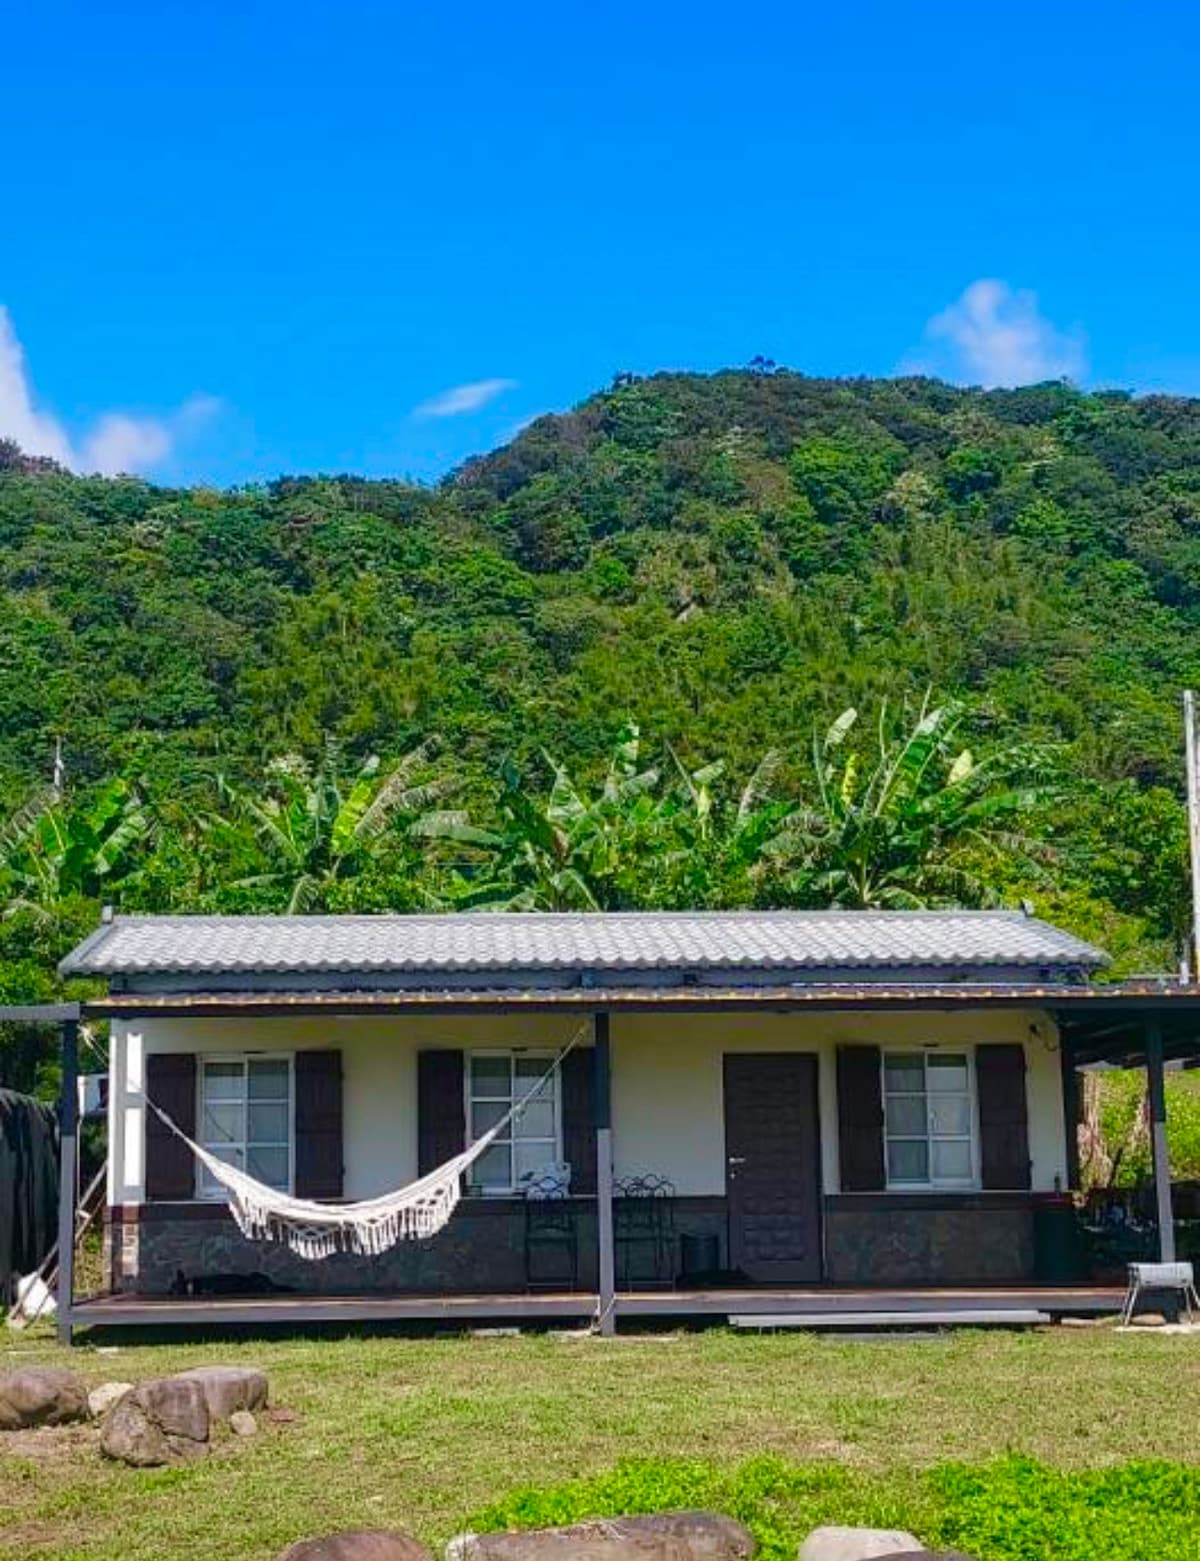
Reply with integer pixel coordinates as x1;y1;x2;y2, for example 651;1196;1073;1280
1120;1260;1200;1326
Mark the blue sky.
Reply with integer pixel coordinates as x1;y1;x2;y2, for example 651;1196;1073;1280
2;2;1198;487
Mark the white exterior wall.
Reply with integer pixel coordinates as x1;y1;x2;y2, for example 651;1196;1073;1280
108;1005;1067;1204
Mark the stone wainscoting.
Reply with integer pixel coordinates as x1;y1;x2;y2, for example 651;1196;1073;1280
105;1198;731;1296
106;1193;1046;1296
823;1194;1038;1285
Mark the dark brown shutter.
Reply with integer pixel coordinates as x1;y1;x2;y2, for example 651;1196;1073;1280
977;1043;1031;1190
561;1047;596;1195
418;1049;465;1176
145;1053;196;1201
836;1044;886;1192
294;1050;343;1199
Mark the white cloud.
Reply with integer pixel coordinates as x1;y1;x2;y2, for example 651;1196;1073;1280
413;377;517;418
912;280;1087;388
0;306;219;475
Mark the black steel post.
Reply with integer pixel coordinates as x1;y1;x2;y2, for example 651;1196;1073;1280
593;1012;615;1335
55;1019;79;1345
1145;1023;1176;1264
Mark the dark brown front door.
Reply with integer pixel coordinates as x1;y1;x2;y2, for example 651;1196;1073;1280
723;1053;821;1283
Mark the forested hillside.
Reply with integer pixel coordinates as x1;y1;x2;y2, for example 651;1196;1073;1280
3;368;1200;1052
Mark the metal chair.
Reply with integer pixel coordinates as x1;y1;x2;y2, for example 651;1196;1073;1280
523;1172;578;1291
614;1174;676;1288
1120;1260;1200;1326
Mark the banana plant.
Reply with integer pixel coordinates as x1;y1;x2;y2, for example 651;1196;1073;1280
770;696;1058;909
0;777;152;927
212;735;455;912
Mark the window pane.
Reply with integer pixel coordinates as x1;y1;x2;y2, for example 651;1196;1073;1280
471;1055;511;1093
887;1140;929;1183
932;1139;972;1181
246;1145;289;1189
929;1095;971;1136
248;1059;289;1099
884;1053;924;1091
248;1102;288;1144
927;1054;969;1092
885;1096;926;1136
515;1140;559;1185
201;1101;242;1144
471;1143;512;1191
471;1099;508;1136
514;1100;556;1140
515;1054;550;1081
202;1061;243;1100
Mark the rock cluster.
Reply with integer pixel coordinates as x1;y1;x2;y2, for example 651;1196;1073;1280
283;1520;976;1561
0;1360;270;1468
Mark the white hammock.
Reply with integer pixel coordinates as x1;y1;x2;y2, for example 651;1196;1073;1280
147;1026;586;1261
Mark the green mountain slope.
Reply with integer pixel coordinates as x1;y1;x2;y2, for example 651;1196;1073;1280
5;371;1200;793
1;369;1198;992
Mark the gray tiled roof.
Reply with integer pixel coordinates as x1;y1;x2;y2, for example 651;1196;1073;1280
60;910;1107;980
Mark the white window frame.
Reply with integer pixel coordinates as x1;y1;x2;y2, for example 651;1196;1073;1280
464;1049;563;1197
195;1053;295;1201
881;1047;979;1191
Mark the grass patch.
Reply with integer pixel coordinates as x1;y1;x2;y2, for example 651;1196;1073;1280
1;1326;1198;1558
470;1455;1200;1560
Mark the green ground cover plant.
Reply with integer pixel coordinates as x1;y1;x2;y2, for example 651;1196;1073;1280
470;1454;1200;1561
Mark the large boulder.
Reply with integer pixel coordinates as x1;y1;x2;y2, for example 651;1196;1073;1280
799;1530;924;1561
447;1512;754;1560
100;1376;210;1467
0;1366;89;1430
173;1364;269;1421
277;1533;433;1560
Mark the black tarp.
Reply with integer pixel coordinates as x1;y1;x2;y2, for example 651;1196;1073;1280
0;1089;59;1302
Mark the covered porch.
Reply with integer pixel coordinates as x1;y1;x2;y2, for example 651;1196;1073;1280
48;977;1200;1340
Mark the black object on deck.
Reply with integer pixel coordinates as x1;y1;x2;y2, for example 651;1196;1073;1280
0;1089;59;1303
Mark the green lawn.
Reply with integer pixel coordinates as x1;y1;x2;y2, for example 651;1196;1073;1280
1;1324;1197;1559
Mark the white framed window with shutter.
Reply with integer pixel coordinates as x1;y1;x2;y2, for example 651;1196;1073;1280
882;1049;978;1190
197;1054;294;1199
465;1051;561;1195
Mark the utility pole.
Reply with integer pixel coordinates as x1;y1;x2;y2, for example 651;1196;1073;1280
1183;691;1200;981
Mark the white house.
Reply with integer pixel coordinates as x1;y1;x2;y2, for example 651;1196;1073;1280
50;907;1197;1335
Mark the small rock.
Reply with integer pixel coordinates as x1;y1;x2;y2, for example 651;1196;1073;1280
0;1366;90;1430
88;1382;134;1419
277;1532;433;1560
229;1409;258;1436
173;1364;268;1421
799;1528;924;1561
100;1377;210;1467
267;1406;299;1424
447;1511;754;1560
1129;1312;1168;1328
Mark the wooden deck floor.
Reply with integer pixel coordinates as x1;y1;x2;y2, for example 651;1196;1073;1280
67;1284;1125;1330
